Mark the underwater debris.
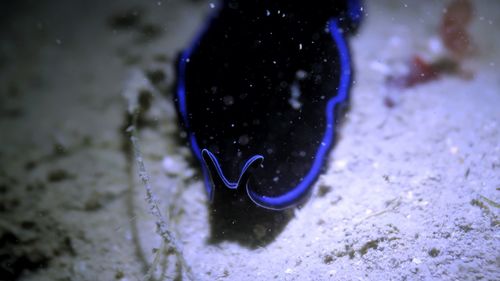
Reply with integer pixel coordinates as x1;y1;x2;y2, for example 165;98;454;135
108;7;163;44
440;0;475;59
428;248;440;257
386;55;468;89
108;8;143;29
384;0;475;96
386;55;439;89
47;169;75;182
122;70;196;280
137;23;163;42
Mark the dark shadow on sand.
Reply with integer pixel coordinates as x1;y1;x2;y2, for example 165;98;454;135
206;185;295;249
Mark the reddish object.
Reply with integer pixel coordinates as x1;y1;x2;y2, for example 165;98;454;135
440;0;474;58
383;0;475;105
405;56;440;87
386;55;439;89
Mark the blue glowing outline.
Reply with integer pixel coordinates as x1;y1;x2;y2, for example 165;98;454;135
245;19;351;209
347;0;363;25
201;149;264;190
176;8;352;209
176;4;222;200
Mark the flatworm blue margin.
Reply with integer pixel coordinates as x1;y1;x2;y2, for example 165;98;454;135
176;8;352;210
176;4;221;201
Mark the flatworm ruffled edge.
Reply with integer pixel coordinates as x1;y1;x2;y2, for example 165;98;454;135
176;4;355;209
245;19;352;209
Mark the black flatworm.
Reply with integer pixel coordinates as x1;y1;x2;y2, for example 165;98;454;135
175;0;362;210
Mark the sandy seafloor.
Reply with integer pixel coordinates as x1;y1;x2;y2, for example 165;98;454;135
0;0;499;280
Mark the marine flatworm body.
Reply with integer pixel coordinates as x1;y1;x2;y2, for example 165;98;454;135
175;0;362;210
